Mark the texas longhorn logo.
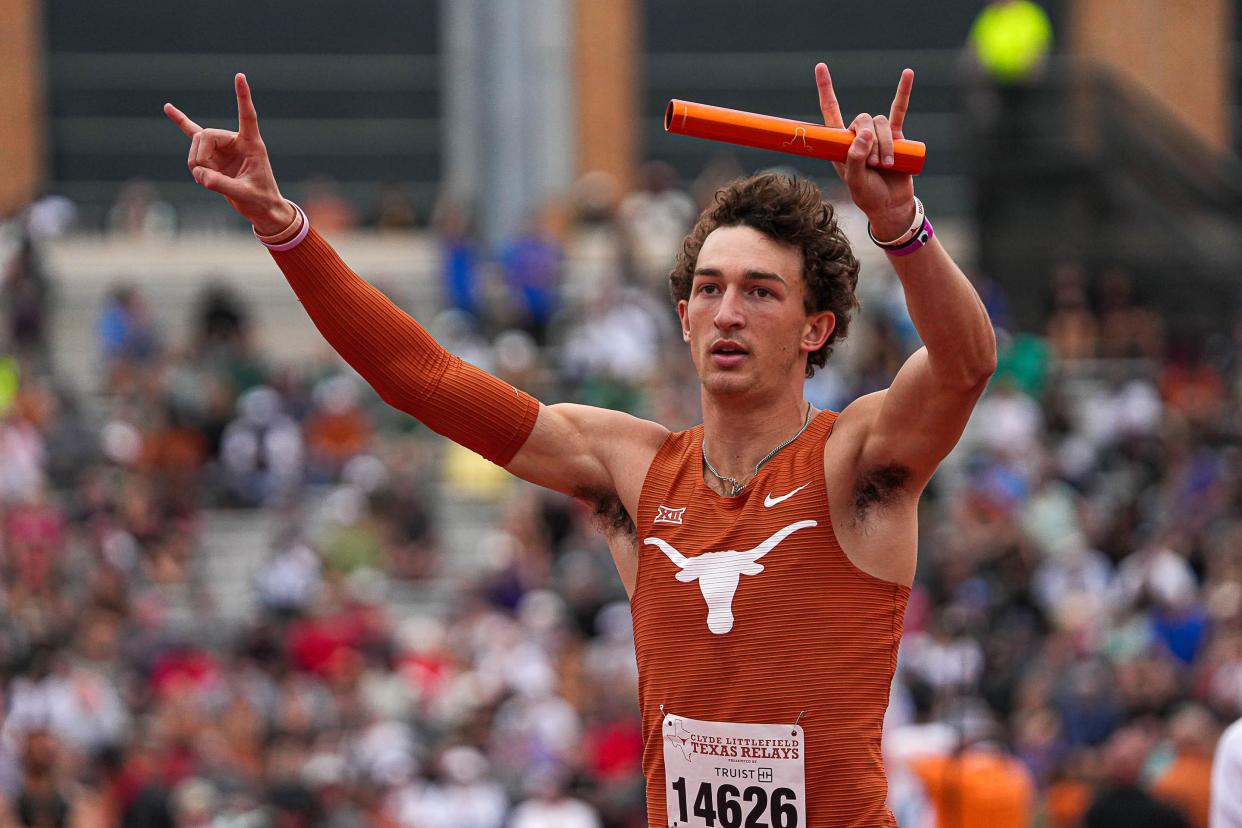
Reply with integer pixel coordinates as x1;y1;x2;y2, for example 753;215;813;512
644;521;817;634
781;126;814;152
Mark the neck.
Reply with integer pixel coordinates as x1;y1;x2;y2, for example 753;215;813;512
701;386;810;484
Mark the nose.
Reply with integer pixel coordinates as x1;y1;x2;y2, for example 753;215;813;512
713;285;746;332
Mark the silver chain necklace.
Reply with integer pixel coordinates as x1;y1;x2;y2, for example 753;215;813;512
702;403;814;497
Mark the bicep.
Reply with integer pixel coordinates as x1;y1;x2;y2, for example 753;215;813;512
505;402;668;500
851;347;988;491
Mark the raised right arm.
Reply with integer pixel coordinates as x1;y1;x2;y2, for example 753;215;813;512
267;216;667;498
165;74;667;503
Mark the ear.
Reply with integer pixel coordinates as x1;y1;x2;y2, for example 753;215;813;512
677;299;691;343
800;310;835;354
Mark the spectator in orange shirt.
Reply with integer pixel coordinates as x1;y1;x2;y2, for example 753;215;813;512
1150;704;1218;828
908;712;1036;828
303;375;372;480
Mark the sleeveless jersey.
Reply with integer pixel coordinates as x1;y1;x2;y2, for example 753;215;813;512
633;410;910;827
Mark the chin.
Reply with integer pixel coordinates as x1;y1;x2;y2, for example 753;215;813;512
700;369;758;398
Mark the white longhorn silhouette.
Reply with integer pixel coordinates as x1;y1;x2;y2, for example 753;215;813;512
645;520;817;634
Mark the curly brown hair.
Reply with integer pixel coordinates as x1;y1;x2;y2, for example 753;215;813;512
669;173;860;377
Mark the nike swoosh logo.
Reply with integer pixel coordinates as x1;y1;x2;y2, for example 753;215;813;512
764;483;809;508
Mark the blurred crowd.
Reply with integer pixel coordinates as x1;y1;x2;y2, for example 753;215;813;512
0;160;1240;828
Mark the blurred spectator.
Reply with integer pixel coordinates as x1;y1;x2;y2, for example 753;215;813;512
303;376;372;482
256;529;322;617
1150;705;1217;828
432;194;483;323
220;386;304;506
1084;726;1190;828
1045;262;1098;361
1;729;74;828
22;192;78;240
617;161;695;289
372;182;417;232
571;171;620;229
107;180;176;238
0;404;47;503
500;213;563;345
194;284;249;355
1097;268;1164;361
508;769;601;828
97;286;163;379
902;607;985;697
302;178;357;235
906;706;1036;828
969;377;1043;465
4;236;54;361
1162;336;1226;428
389;746;506;828
560;285;662;413
884;680;955;827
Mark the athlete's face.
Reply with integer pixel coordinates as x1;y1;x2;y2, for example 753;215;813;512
677;225;835;398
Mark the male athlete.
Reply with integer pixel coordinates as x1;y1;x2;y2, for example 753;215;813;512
166;62;996;827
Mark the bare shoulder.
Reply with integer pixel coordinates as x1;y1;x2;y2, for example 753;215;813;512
549;403;670;476
823;391;919;586
509;402;668;506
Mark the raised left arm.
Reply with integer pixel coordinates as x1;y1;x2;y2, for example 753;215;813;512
816;61;997;491
850;232;997;491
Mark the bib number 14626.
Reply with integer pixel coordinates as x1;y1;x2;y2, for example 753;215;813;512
662;714;806;828
670;778;799;828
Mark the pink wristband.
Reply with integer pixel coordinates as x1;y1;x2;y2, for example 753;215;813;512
885;217;933;257
255;203;310;251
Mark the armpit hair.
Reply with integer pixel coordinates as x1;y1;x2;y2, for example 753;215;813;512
574;488;636;537
852;463;911;524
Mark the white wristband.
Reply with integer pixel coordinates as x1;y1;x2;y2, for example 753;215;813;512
254;202;310;251
867;197;924;249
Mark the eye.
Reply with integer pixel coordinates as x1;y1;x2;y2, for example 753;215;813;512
752;287;773;299
697;283;720;295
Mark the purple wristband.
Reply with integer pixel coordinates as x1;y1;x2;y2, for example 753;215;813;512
885;217;933;257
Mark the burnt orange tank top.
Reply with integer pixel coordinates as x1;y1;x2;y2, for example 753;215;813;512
633;409;910;827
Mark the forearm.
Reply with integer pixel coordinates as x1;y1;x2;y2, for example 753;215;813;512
267;221;538;465
887;234;997;389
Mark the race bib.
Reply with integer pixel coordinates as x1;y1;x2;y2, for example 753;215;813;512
662;713;806;828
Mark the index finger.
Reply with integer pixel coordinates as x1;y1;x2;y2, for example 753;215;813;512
815;62;846;129
235;73;261;138
163;103;202;139
888;68;914;138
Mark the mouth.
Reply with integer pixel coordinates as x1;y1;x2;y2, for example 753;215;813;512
710;340;749;356
709;340;749;368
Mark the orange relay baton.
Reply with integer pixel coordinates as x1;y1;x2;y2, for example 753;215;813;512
665;99;927;176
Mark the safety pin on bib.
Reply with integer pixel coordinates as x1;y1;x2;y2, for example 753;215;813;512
661;705;805;730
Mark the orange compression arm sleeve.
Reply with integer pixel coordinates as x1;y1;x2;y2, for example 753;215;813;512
268;228;539;466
